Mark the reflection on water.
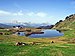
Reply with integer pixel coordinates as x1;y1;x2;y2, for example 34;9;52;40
16;32;25;36
29;29;63;38
16;29;64;38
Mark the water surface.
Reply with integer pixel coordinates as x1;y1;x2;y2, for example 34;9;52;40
29;29;64;38
16;29;64;38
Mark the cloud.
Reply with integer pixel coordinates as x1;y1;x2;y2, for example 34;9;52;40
16;12;23;16
27;12;34;16
36;12;47;17
0;10;47;18
27;12;47;17
0;10;11;16
13;10;24;16
0;10;24;16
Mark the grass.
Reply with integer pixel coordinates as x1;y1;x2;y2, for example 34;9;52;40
1;43;75;56
58;29;75;40
0;29;75;56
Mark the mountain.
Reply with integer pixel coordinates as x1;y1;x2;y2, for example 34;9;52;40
53;14;75;30
23;23;51;28
5;23;26;27
4;22;51;28
0;23;12;28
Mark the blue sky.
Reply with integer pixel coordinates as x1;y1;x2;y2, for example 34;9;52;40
0;0;75;24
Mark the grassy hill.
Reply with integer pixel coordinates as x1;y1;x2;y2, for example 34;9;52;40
53;14;75;30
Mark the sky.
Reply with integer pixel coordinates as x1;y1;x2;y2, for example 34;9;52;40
0;0;75;24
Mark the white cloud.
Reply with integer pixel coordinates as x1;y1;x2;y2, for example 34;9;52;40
0;10;11;16
13;10;23;16
0;10;24;16
36;12;47;17
27;12;34;16
0;10;47;18
13;13;18;16
27;12;47;17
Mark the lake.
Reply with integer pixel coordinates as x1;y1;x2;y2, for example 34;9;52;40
16;29;64;38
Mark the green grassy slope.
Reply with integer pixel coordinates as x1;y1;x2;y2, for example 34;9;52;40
53;14;75;30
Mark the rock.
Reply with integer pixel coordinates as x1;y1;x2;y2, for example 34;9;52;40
16;42;28;46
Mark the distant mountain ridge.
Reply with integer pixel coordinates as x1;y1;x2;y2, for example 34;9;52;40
0;22;52;28
53;14;75;30
0;23;12;28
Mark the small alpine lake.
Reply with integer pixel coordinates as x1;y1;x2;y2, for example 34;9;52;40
16;29;64;38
